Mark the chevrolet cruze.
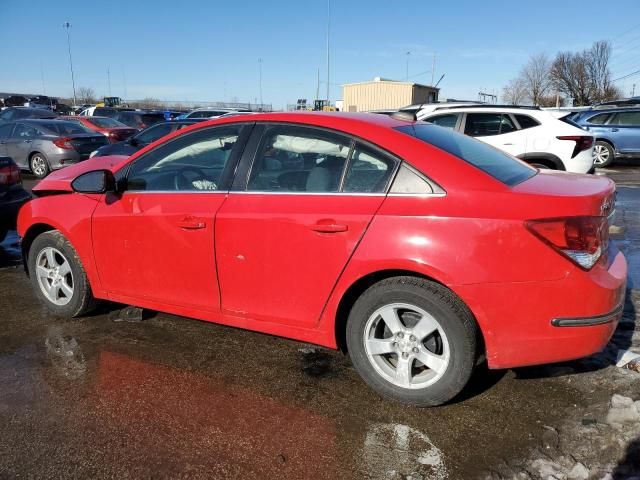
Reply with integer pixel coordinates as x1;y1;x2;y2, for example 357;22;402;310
17;112;627;406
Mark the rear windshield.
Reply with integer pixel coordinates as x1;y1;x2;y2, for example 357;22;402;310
396;124;536;186
38;121;93;135
88;117;127;128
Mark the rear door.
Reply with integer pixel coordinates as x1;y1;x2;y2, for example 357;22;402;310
215;123;397;327
5;123;38;168
607;111;640;153
463;112;523;156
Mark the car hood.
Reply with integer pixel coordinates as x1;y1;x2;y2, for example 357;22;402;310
32;155;129;193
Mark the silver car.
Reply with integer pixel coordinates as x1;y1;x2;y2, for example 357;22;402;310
0;119;108;178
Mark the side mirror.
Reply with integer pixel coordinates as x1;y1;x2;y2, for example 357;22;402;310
71;169;116;194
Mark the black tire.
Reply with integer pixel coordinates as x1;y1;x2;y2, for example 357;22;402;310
346;276;477;406
28;230;98;317
29;152;50;179
593;141;615;168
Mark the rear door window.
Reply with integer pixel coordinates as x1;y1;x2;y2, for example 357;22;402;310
13;124;39;138
464;113;516;136
247;125;351;192
396;124;536;186
609;111;640;126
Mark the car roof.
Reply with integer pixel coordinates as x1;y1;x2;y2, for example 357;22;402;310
579;107;640;114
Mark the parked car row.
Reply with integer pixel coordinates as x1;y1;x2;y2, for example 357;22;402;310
396;103;596;174
0;119;108;178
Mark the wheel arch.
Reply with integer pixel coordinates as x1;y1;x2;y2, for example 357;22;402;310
332;269;486;360
516;152;565;170
595;137;616;150
21;222;57;275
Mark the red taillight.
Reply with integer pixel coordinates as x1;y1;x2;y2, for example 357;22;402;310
53;137;74;150
525;216;608;270
556;135;594;158
0;163;21;185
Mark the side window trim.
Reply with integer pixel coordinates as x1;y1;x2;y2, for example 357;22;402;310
388;161;445;196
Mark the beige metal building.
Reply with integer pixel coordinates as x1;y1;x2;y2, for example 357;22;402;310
342;77;439;112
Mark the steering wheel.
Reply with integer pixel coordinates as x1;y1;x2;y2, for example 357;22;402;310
174;166;210;190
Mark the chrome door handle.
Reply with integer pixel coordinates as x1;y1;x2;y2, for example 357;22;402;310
310;222;348;233
177;216;207;229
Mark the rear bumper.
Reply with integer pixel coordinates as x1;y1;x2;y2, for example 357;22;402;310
454;243;627;369
48;150;86;170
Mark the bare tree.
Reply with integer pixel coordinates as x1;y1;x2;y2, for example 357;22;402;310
521;53;552;106
76;87;96;104
551;41;622;105
502;78;528;105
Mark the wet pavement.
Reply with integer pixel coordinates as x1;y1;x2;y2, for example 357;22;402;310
1;168;639;479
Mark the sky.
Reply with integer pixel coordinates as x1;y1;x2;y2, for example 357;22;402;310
1;0;640;109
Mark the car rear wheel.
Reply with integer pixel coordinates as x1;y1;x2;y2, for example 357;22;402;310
30;153;50;179
346;276;477;406
28;231;98;317
593;141;615;168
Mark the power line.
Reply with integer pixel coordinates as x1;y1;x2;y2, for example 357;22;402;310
610;23;640;43
612;69;640;82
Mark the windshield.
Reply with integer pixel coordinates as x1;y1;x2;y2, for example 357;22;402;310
395;123;536;186
39;121;94;136
135;123;174;144
88;117;127;128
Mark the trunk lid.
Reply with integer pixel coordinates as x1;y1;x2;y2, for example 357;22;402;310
66;134;109;155
512;170;616;218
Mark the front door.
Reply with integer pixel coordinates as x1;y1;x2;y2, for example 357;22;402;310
91;123;250;311
215;124;397;327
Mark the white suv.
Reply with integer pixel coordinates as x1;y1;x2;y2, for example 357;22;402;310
416;106;595;174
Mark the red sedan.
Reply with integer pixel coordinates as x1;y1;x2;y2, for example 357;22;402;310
58;115;137;143
17;112;626;406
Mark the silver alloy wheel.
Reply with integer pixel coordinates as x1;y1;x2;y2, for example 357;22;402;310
593;144;610;165
363;303;450;389
35;247;74;306
31;155;47;177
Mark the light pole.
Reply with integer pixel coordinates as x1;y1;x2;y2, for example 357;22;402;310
62;22;77;107
406;51;411;81
258;58;263;110
326;0;330;104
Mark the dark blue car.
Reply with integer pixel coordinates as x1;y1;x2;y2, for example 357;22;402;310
571;107;640;167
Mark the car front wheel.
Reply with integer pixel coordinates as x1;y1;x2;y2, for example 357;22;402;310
346;276;477;406
28;231;98;317
593;141;615;168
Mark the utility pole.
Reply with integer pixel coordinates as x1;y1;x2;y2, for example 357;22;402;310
121;66;127;101
316;67;320;100
633;83;636;96
431;52;436;86
326;0;330;104
40;62;46;94
258;58;263;109
62;22;77;107
406;51;411;81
